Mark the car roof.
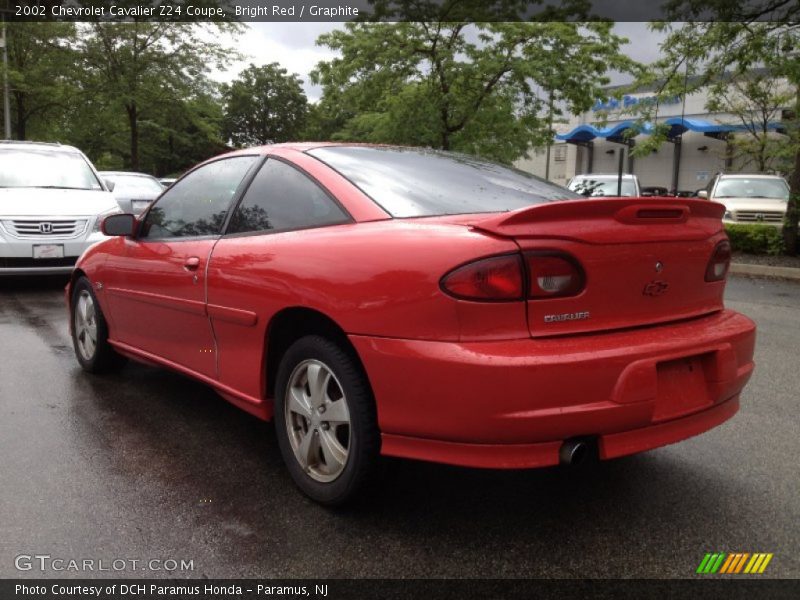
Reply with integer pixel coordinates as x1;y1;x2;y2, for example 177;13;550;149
99;171;158;178
571;173;636;178
217;141;466;160
0;140;82;154
717;173;786;180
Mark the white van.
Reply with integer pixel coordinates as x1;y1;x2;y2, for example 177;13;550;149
0;141;121;276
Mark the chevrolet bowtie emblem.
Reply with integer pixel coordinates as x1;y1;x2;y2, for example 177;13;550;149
643;280;669;296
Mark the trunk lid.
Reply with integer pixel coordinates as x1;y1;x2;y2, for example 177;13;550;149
467;198;728;337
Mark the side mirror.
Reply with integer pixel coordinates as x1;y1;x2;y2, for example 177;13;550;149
104;179;116;193
102;213;137;237
697;190;708;199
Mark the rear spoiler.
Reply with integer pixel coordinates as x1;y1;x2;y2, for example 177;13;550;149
468;198;726;244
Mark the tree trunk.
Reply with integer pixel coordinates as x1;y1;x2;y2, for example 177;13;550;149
126;101;139;171
785;146;799;255
440;104;450;150
13;93;25;140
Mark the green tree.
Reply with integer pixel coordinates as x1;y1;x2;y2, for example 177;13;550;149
3;22;78;140
222;63;308;147
76;13;239;170
627;3;800;252
706;73;793;173
311;19;636;163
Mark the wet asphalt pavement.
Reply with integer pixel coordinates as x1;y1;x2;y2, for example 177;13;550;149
0;275;798;579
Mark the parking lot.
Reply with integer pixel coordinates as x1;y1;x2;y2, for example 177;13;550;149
0;275;798;579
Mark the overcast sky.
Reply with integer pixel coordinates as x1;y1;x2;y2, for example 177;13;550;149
213;22;668;102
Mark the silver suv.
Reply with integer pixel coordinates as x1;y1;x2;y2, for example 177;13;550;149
0;141;120;275
700;173;790;227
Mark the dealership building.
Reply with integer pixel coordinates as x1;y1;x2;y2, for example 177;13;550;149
515;81;790;192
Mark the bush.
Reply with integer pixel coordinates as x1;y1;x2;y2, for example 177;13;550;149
724;223;785;255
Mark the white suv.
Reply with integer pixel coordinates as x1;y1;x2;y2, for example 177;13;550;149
699;173;790;227
0;141;120;275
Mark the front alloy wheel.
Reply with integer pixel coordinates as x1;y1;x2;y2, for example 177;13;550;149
74;289;98;362
70;276;126;373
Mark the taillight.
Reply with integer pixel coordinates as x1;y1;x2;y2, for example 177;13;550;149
705;240;731;282
440;254;524;301
525;251;585;298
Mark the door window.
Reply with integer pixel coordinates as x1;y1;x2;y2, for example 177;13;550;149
227;159;349;234
141;156;258;239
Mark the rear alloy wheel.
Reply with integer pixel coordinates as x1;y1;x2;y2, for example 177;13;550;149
274;335;379;505
71;277;126;373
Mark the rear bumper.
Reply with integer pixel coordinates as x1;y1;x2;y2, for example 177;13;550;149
350;309;755;468
381;396;740;469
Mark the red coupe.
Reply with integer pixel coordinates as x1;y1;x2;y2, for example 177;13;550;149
67;144;756;504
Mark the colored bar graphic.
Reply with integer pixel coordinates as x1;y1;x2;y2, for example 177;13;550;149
704;553;719;573
698;552;773;574
710;553;726;573
719;554;736;574
744;554;759;573
758;554;773;573
697;554;712;574
734;553;749;573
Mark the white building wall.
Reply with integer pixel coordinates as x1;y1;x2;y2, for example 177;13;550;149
515;143;576;187
515;81;791;192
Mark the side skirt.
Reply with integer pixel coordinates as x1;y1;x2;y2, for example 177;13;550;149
108;339;273;421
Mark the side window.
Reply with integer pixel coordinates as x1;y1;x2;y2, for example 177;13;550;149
141;156;257;239
227;159;349;235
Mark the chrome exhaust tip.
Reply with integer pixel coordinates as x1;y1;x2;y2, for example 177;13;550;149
559;439;589;466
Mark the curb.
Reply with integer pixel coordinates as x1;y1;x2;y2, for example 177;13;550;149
730;262;800;281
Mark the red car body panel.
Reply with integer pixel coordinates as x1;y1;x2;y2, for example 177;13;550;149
351;309;754;466
99;237;218;377
67;143;757;469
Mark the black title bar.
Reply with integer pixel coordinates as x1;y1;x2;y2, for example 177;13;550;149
3;579;800;600
5;0;800;23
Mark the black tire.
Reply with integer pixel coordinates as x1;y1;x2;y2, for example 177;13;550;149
70;276;126;373
274;335;380;506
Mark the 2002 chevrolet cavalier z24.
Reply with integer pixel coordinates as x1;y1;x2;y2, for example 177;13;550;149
67;143;756;505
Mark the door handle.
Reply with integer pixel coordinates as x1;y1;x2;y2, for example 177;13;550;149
184;256;201;271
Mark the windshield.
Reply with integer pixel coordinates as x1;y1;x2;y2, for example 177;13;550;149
714;178;789;200
0;148;102;190
104;174;164;197
568;177;637;197
307;146;578;217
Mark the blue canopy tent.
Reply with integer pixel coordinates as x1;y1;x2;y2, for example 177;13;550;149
556;117;784;191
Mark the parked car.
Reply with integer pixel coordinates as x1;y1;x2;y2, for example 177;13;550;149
0;141;120;276
699;173;790;226
67;143;756;505
567;173;641;197
641;186;669;197
99;171;164;215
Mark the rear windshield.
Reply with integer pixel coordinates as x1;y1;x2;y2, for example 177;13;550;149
307;146;577;217
568;176;637;197
0;148;102;191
